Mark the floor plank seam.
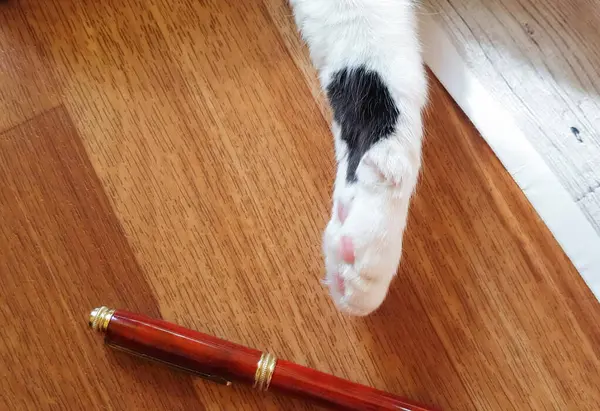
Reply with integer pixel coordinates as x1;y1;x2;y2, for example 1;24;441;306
0;105;64;138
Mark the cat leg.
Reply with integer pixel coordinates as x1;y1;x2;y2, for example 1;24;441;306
290;0;427;315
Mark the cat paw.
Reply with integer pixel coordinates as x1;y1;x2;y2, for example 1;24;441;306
322;142;417;316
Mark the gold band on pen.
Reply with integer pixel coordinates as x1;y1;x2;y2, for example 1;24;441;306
89;306;115;333
254;352;277;391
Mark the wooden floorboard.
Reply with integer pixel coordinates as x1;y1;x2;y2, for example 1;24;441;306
0;106;201;410
1;1;598;410
411;81;600;410
0;6;61;131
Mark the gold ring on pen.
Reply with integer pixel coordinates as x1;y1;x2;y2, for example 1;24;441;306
254;352;277;391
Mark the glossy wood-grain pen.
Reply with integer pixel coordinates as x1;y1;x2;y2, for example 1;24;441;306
88;306;439;411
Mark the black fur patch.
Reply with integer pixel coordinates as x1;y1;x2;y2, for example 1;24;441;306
326;66;399;182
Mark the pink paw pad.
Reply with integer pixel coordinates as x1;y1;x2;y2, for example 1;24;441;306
339;235;355;264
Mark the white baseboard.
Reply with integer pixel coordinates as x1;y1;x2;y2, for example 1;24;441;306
421;16;600;299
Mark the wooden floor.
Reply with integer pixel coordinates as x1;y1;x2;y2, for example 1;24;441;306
1;1;598;410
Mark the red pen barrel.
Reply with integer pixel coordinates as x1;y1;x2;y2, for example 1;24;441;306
271;360;433;410
101;309;261;386
88;307;438;411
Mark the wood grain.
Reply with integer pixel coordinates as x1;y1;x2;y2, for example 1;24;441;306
0;3;61;130
0;0;599;410
0;107;201;410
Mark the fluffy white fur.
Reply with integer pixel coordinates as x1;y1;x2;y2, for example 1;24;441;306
289;0;427;315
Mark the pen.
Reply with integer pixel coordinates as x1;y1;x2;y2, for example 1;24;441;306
88;306;438;411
